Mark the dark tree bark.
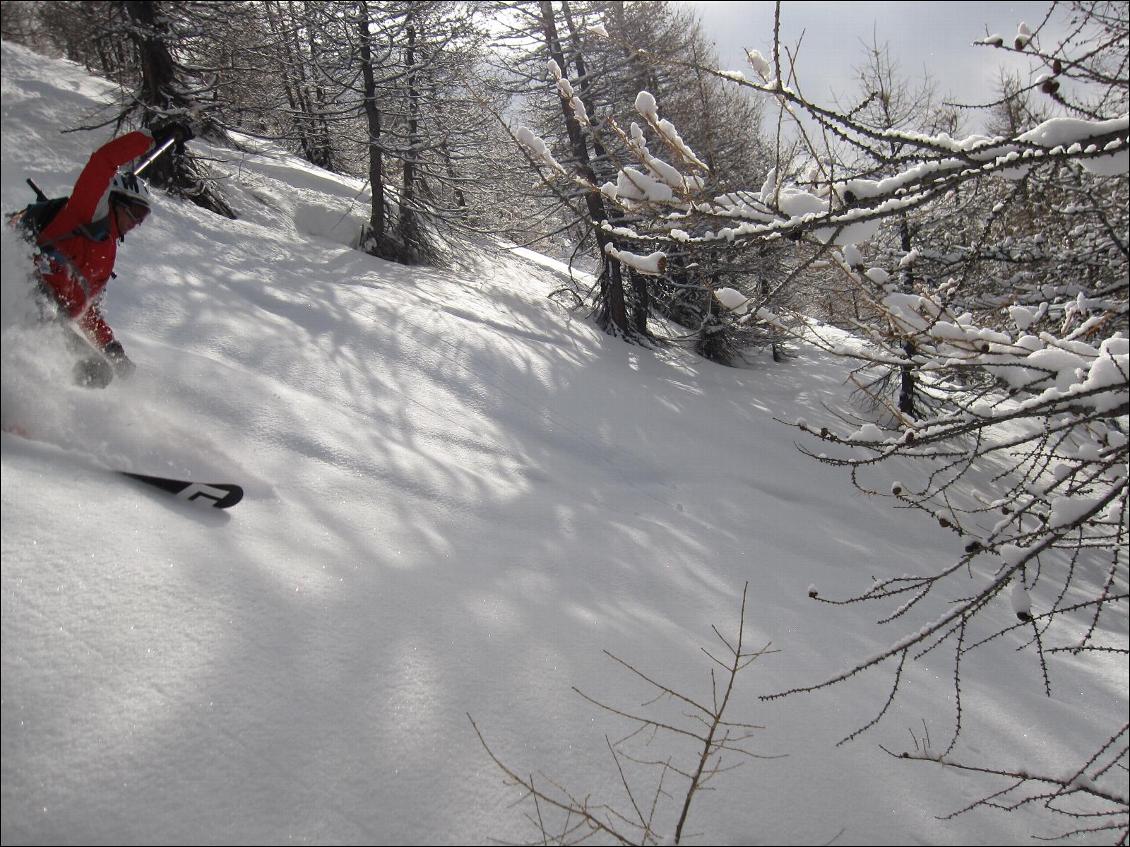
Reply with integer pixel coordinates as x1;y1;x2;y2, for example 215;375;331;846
897;217;916;417
538;0;628;335
122;0;235;218
400;16;421;259
358;1;389;258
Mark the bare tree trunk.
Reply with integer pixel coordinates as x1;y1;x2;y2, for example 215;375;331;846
440;141;466;211
562;0;648;337
301;1;336;171
897;216;916;416
265;0;318;167
538;0;627;334
358;1;389;258
400;14;421;259
121;0;234;218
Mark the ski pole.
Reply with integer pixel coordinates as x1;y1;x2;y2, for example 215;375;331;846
132;135;178;178
23;136;175;201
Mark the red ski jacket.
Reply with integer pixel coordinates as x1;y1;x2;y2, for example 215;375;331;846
37;130;155;349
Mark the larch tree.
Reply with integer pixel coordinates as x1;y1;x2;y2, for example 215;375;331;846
580;1;1127;834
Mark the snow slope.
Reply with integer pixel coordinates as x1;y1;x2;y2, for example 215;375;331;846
2;41;1124;845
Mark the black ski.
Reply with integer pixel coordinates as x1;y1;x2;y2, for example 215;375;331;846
121;472;244;509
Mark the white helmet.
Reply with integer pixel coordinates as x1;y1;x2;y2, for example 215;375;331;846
110;171;151;208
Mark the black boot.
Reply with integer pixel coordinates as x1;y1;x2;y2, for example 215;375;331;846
73;355;113;388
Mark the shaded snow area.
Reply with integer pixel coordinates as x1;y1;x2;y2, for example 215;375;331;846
2;42;1125;845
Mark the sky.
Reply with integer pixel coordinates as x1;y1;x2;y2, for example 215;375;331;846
2;37;1126;847
685;1;1068;129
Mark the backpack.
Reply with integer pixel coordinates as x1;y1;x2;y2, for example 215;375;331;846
7;184;110;251
7;195;70;245
6;184;117;284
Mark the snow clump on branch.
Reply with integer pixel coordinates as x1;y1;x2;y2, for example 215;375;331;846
515;127;565;175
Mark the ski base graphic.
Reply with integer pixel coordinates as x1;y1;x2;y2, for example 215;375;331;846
121;472;244;509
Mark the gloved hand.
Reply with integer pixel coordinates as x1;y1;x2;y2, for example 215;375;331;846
103;340;136;379
151;119;195;153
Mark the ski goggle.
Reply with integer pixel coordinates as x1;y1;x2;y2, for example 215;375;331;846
113;197;150;225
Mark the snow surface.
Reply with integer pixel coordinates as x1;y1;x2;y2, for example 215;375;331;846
2;42;1126;845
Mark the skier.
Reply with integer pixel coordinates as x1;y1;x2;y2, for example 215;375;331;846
30;123;190;388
